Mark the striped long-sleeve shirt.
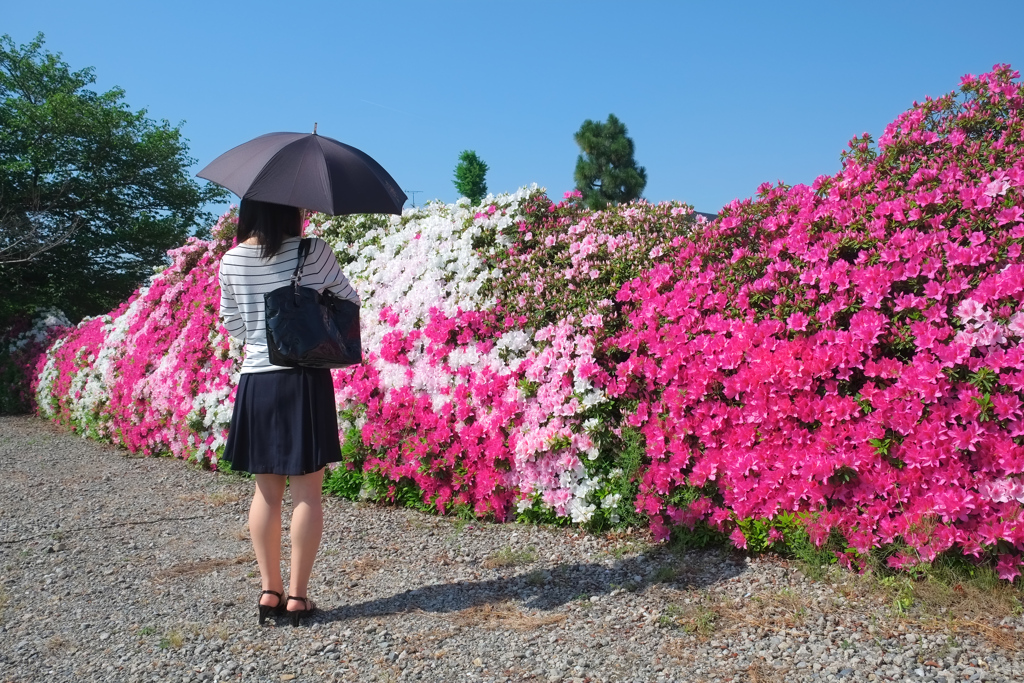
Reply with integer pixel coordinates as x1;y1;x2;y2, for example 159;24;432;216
218;236;360;374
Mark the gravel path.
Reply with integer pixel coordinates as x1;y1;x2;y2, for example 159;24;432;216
1;414;1022;683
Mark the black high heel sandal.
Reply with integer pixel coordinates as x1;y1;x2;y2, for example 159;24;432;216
286;595;315;627
257;590;285;625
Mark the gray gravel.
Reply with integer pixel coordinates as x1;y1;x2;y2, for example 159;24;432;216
1;414;1022;683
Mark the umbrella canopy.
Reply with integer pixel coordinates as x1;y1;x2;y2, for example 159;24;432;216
197;131;407;215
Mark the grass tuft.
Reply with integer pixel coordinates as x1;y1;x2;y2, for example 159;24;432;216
159;629;184;649
482;546;537;569
658;594;721;638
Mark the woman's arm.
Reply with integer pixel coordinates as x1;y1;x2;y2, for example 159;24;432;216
218;265;247;341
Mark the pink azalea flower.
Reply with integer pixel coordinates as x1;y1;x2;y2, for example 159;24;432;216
996;554;1022;582
995;206;1024;226
787;312;809;332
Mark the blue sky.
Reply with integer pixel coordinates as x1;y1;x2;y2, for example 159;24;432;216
7;1;1024;217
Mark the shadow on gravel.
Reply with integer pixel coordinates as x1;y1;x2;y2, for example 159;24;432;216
316;550;746;624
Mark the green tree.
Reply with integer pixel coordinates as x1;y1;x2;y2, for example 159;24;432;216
573;113;647;210
0;33;225;322
453;150;489;204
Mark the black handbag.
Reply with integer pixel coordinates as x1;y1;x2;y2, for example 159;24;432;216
264;238;362;369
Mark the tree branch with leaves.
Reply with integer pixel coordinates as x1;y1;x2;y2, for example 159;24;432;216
0;32;227;322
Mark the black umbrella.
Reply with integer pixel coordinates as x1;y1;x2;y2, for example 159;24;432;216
197;128;407;215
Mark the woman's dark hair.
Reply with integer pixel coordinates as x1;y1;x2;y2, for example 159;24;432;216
237;199;302;259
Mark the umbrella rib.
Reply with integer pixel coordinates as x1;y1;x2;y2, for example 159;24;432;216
304;137;333;213
247;138;307;207
314;136;336;213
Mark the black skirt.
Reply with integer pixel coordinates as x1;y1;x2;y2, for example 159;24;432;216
222;367;341;476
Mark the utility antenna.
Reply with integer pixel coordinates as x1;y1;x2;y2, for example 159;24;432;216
405;189;423;208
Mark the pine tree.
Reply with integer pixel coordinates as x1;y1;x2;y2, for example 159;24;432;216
453;150;489;204
573;114;647;210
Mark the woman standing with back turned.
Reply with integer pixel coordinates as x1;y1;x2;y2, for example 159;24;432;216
218;198;359;627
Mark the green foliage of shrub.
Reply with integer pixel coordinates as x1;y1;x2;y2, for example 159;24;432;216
0;350;26;414
322;417;370;499
322;464;363;500
606;426;647;529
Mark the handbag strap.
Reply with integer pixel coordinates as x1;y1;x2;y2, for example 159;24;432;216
290;238;312;289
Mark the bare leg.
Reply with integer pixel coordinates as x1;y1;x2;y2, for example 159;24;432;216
286;468;325;609
251;474;287;607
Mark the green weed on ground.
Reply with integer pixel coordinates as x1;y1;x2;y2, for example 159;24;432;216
482;546;537;569
866;551;1023;624
658;596;721;638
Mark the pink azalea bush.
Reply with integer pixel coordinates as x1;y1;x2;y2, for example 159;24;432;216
306;190;700;522
25;64;1024;578
34;212;242;459
604;64;1024;578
